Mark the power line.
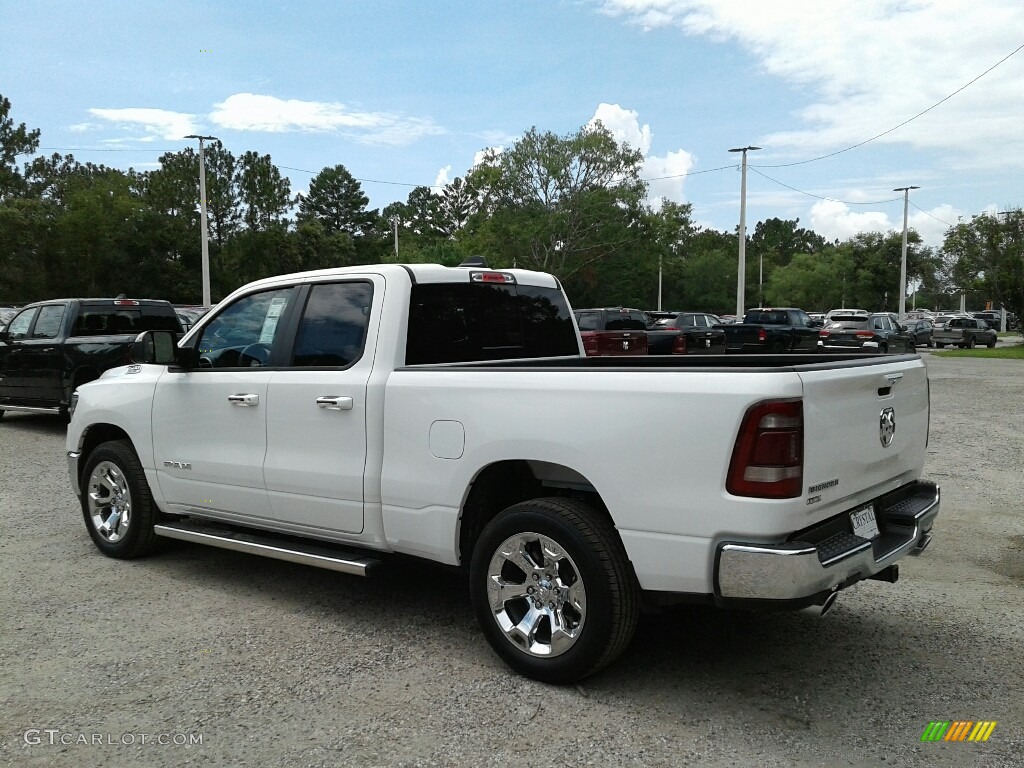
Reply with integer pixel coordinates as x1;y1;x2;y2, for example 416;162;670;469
911;201;956;228
641;164;735;182
749;167;902;205
277;165;433;189
38;146;180;153
756;41;1024;169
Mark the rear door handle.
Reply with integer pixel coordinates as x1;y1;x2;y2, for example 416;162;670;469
227;393;259;406
316;396;353;411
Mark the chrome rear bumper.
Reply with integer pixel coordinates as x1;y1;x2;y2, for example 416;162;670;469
715;481;939;602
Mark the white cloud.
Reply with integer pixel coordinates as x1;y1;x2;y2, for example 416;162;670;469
597;0;1024;168
589;103;652;155
808;199;961;247
68;122;98;132
209;93;445;146
587;103;695;209
809;200;894;242
643;150;695;209
434;165;452;189
472;146;503;168
87;107;199;140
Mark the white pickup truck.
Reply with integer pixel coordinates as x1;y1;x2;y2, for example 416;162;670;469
67;262;940;683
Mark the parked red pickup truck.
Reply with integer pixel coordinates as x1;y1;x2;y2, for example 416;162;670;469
573;307;648;356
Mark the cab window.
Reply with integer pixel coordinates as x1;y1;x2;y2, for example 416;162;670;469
291;282;373;367
5;308;38;340
196;288;294;368
32;305;67;338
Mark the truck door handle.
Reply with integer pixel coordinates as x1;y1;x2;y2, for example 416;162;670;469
227;393;259;406
316;396;353;411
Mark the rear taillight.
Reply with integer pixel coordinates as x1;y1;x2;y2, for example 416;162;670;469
672;333;687;354
726;399;803;498
582;332;599;356
819;330;830;337
855;331;874;339
757;328;767;343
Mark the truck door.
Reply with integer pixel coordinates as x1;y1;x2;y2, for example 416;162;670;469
0;307;39;402
152;286;297;519
261;278;378;533
790;309;819;351
20;303;68;404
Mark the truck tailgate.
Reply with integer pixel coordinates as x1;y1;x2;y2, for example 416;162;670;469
798;356;928;512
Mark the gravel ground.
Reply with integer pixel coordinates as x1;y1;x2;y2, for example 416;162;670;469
1;352;1022;768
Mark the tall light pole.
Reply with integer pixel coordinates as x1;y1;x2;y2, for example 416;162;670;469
185;134;219;306
893;185;919;319
390;216;399;260
657;253;663;311
730;146;760;317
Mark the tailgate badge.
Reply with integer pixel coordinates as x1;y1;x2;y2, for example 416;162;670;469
880;407;896;447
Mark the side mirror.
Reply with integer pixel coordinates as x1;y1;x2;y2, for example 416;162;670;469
130;330;190;367
131;330;177;364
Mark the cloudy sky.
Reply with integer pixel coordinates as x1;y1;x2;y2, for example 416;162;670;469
3;0;1022;247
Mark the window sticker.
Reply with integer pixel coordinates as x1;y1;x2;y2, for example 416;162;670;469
258;296;288;344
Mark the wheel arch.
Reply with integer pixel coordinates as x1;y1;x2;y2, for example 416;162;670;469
457;459;613;565
63;365;102;405
76;423;135;490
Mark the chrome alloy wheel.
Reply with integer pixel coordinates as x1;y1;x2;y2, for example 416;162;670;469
486;532;587;658
87;461;132;543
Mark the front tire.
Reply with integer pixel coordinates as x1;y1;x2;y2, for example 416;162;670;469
80;440;160;558
966;336;976;349
988;337;997;348
469;497;640;684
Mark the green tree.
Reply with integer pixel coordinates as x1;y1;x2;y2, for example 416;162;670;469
298;164;374;236
748;217;826;306
0;93;40;199
941;210;1024;320
201;141;241;247
238;150;291;231
464;123;647;281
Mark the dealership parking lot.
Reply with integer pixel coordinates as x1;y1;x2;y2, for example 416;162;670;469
1;354;1022;768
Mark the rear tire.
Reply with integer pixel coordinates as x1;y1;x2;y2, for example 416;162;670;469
80;440;161;559
469;497;640;684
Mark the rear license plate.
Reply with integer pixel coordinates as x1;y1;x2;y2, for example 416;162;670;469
850;505;880;539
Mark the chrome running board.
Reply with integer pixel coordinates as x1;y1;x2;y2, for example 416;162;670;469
154;520;380;576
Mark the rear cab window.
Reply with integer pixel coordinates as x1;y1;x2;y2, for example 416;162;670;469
72;304;182;336
406;281;579;365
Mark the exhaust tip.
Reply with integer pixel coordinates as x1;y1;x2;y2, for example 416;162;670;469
800;591;839;618
819;591;838;617
911;532;932;556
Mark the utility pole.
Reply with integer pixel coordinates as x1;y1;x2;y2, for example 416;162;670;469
893;185;919;320
730;146;760;317
390;216;399;260
185;134;219;306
